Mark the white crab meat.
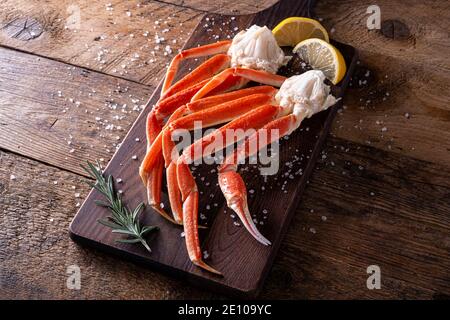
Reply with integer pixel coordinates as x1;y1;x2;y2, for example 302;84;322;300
276;70;337;119
228;25;286;74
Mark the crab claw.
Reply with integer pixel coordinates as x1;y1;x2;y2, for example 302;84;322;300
177;161;222;276
218;170;271;246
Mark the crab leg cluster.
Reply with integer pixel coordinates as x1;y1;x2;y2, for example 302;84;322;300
139;24;337;274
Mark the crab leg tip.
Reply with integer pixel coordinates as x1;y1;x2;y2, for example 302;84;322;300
193;260;223;276
152;205;181;225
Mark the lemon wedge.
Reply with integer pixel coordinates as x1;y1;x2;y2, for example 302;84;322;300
293;38;346;84
272;17;329;47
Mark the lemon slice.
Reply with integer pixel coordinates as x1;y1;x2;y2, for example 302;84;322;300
293;38;346;84
272;17;329;47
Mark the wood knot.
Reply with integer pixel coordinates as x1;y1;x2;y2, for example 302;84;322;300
380;19;410;40
2;17;43;41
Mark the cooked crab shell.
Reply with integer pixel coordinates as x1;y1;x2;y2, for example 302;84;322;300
228;25;286;74
276;70;337;118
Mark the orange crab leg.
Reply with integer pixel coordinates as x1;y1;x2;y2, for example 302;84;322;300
161;106;188;224
140;92;275;181
140;90;276;183
176;104;281;274
161;54;231;100
142;79;211;182
153;79;211;122
154;76;252;123
161;93;274;220
192;68;286;101
169;93;275;133
185;85;277;113
162;40;231;95
140;89;276;224
218;113;304;244
143;76;244;222
143;112;178;224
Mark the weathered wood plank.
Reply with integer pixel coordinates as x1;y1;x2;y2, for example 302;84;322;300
2;136;449;299
316;0;449;71
69;0;348;296
316;0;450;166
0;46;153;176
0;150;218;299
1;0;449;299
261;136;450;299
162;0;278;14
0;0;203;86
2;0;448;172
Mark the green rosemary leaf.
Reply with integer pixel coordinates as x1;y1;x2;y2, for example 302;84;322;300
112;229;138;236
132;202;145;221
141;225;159;235
82;160;158;253
116;238;142;244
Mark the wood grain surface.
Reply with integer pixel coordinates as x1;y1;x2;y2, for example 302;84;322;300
1;0;449;299
0;46;153;176
316;0;450;166
69;0;350;297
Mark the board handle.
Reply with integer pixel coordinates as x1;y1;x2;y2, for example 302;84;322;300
252;0;317;26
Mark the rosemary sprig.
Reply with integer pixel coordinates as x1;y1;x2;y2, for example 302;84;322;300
81;161;158;253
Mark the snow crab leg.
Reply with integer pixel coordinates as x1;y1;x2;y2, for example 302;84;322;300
173;70;337;274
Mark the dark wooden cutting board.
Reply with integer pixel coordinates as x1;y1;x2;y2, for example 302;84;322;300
69;0;358;297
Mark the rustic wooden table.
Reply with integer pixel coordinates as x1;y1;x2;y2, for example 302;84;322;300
0;0;449;299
